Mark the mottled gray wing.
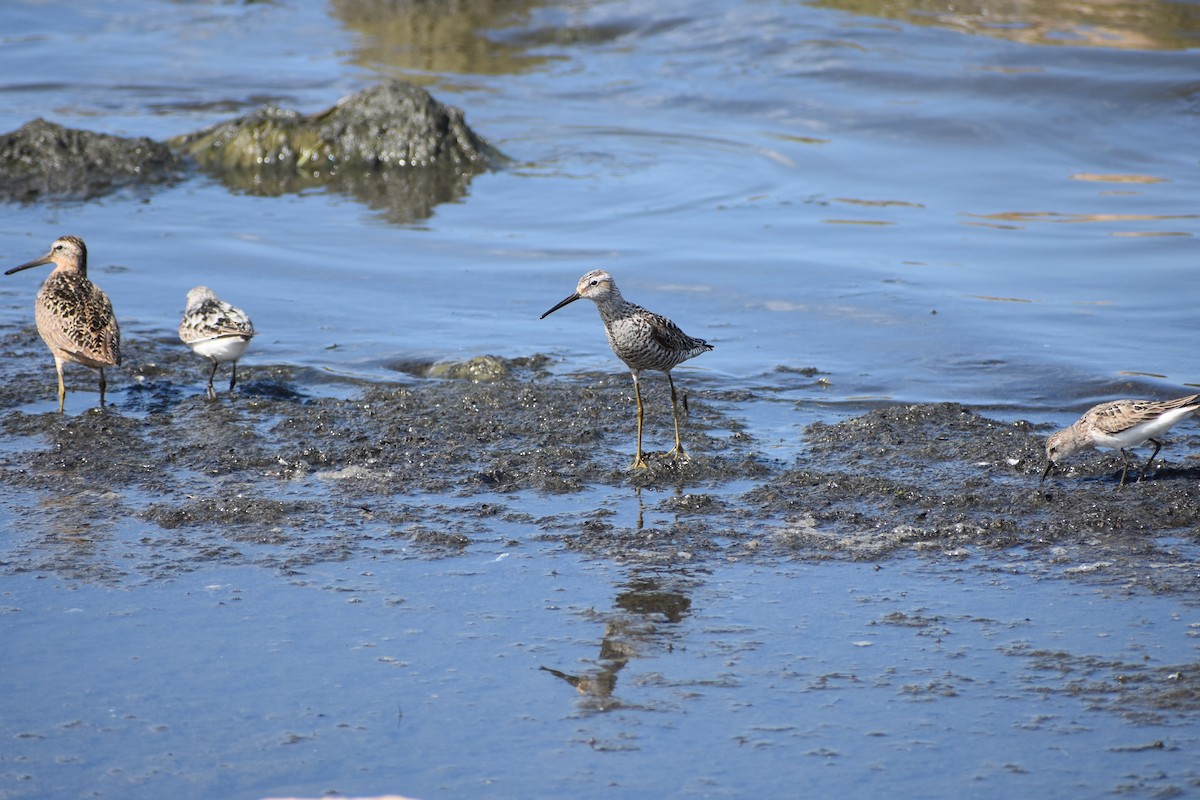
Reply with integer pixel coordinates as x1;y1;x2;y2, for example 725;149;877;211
1090;395;1200;435
648;311;711;355
181;299;255;341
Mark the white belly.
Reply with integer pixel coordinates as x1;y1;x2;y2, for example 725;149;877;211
189;335;251;363
1095;406;1196;450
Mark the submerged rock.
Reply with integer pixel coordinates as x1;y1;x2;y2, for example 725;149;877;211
173;81;498;171
0;82;499;220
426;355;512;382
0;118;184;203
169;81;501;218
165;81;501;220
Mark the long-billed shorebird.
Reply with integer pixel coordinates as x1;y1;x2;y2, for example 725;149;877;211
4;235;121;412
1041;394;1200;486
179;286;256;399
541;269;713;469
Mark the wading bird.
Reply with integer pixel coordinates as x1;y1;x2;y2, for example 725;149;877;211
541;269;712;469
1042;394;1200;486
5;235;121;412
179;286;256;399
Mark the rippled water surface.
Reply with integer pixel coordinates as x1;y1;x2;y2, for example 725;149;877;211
1;0;1198;798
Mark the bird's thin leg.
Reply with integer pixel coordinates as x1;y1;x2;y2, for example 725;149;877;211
666;372;689;461
228;362;238;397
1118;449;1133;488
54;357;66;413
206;360;219;400
98;367;106;407
1138;439;1163;482
631;372;648;469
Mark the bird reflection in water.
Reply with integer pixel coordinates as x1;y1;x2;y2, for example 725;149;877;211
540;571;694;711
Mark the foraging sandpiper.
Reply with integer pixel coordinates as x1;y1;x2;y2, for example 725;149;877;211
541;269;712;469
5;235;121;412
1041;394;1200;486
179;286;256;399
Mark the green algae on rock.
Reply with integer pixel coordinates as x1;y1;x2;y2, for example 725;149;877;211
168;81;502;220
0;83;499;219
425;355;513;382
171;81;500;178
0;118;184;203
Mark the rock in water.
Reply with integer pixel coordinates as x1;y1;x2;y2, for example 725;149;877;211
0;118;183;202
171;81;500;174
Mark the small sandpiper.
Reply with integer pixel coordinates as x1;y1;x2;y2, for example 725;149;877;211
541;269;713;469
1041;394;1200;486
5;235;121;412
179;286;256;399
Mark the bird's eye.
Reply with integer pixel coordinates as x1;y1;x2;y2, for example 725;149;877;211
589;279;598;286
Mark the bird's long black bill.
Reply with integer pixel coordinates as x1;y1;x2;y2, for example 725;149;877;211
1039;460;1054;483
4;256;51;276
540;292;581;319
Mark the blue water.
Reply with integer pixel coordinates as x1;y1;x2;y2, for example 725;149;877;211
2;1;1199;798
4;554;1199;799
2;0;1196;406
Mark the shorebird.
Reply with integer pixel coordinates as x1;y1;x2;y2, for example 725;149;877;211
1041;394;1200;486
541;269;712;469
178;286;256;399
4;235;121;412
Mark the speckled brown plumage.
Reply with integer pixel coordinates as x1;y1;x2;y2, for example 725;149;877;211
541;269;713;468
5;235;121;412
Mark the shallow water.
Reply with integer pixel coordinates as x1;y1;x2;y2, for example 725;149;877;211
2;0;1199;798
2;0;1197;406
5;545;1200;799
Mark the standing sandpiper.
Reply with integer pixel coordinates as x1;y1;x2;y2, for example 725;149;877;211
5;235;121;412
1041;394;1200;486
541;269;713;469
179;286;256;399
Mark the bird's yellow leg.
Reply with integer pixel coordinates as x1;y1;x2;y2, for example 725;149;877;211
666;372;689;461
630;372;648;469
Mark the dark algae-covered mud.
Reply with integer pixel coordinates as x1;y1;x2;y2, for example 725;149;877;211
2;331;1197;594
753;403;1200;589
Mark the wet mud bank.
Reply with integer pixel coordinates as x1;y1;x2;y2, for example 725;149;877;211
1;331;1198;595
752;403;1200;590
